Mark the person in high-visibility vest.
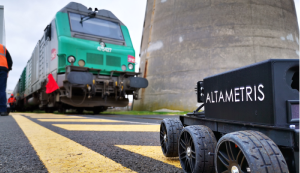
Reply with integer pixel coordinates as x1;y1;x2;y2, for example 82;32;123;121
0;44;13;116
8;94;16;112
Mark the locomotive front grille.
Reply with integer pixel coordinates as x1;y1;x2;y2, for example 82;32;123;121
106;56;121;67
87;53;103;65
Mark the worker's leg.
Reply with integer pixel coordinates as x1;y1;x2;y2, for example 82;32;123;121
9;103;12;112
0;70;7;114
11;104;14;112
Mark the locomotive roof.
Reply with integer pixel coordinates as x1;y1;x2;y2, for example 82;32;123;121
59;2;124;25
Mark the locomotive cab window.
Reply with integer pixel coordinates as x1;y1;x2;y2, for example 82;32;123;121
44;24;51;41
69;12;124;41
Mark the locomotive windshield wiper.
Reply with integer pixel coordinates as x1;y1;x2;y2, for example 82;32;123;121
80;12;96;24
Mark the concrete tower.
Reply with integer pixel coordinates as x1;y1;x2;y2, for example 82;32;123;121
134;0;299;111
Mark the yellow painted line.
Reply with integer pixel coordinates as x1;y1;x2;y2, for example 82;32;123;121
18;113;40;115
25;114;81;116
38;119;121;122
27;116;87;119
21;113;86;119
116;145;181;168
12;115;135;172
22;113;62;116
53;124;160;132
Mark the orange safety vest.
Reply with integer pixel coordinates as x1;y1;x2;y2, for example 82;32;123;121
8;97;16;104
0;44;8;69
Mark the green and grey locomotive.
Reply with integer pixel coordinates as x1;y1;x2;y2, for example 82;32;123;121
13;2;148;113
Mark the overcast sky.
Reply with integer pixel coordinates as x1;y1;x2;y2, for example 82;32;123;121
1;0;300;91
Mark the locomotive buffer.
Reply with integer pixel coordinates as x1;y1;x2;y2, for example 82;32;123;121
160;59;299;173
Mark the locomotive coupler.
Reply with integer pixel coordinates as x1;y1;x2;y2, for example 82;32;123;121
63;65;148;100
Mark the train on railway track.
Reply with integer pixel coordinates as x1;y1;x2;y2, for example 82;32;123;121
13;2;148;113
160;59;299;173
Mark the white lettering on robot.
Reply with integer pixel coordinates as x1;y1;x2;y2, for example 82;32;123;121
205;84;265;103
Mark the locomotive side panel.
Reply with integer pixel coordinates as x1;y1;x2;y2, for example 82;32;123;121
19;67;26;99
31;43;40;94
31;43;39;86
48;19;59;80
24;58;31;96
38;35;46;86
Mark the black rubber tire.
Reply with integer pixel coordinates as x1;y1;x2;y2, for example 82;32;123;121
215;130;289;173
160;118;183;157
179;125;217;173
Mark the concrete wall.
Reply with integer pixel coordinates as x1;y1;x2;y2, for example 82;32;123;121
0;5;5;45
134;0;299;111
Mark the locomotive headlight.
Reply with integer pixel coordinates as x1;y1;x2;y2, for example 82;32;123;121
78;60;85;67
121;65;127;71
128;63;133;70
68;56;76;63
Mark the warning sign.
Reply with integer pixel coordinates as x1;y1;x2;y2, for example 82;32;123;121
128;55;135;63
51;49;57;61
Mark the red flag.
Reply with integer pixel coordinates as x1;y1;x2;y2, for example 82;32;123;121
46;74;59;94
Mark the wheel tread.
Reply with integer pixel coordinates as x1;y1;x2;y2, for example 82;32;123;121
216;130;289;173
160;118;183;157
181;125;217;173
239;131;274;172
253;131;286;173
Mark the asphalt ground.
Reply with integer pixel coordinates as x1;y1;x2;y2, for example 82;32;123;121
0;113;184;173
